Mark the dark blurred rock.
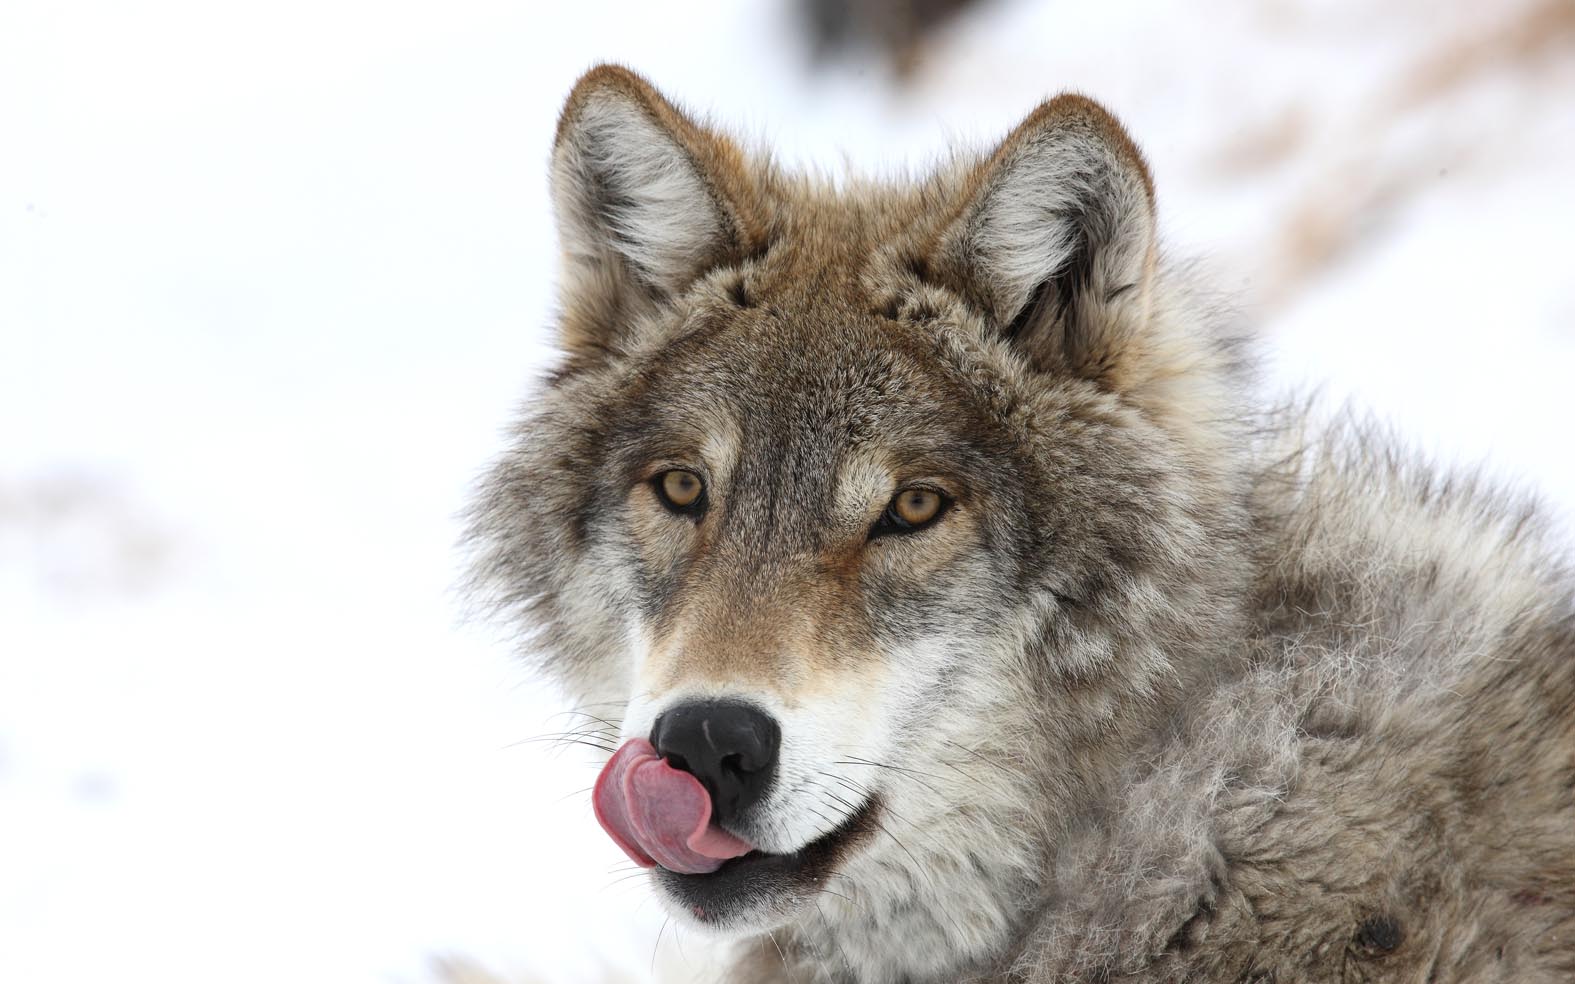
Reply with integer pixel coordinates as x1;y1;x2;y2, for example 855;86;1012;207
800;0;991;78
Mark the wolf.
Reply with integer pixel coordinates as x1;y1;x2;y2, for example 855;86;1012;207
467;64;1575;983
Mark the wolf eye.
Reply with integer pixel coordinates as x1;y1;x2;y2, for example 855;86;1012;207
871;487;950;539
654;469;705;515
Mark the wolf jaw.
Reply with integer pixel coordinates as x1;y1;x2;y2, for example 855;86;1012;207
466;65;1575;984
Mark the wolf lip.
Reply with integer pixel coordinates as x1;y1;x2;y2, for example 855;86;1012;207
593;737;754;875
655;793;880;926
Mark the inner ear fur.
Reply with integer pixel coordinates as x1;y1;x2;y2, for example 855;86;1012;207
928;94;1159;388
550;64;765;362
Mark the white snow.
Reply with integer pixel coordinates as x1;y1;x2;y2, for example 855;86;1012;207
1;1;1570;982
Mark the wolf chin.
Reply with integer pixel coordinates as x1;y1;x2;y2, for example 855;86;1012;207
468;65;1575;983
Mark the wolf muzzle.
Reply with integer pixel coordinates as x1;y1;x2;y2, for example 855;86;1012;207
593;700;780;874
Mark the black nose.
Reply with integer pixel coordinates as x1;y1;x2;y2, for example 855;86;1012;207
650;700;780;827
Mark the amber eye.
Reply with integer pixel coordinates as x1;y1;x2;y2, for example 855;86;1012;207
871;486;951;539
894;488;942;525
654;469;705;514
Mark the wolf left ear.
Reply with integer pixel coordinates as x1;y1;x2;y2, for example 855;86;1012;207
550;65;762;361
931;95;1158;387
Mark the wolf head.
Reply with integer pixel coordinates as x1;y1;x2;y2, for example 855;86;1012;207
470;65;1252;981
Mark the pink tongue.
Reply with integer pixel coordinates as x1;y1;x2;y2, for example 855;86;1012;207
593;737;754;875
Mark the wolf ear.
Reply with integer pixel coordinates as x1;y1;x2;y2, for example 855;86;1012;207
550;65;760;361
931;95;1158;387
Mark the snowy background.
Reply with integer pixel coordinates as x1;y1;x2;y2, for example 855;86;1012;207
2;1;1572;981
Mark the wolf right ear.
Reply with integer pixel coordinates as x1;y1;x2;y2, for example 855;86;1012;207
929;95;1159;390
550;65;762;363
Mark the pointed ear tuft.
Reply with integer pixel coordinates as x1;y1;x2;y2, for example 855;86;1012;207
550;65;760;359
932;94;1158;386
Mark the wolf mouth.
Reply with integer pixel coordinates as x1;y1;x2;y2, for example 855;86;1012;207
655;795;882;925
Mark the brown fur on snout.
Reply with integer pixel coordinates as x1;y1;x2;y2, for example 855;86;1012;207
639;571;884;702
624;417;981;704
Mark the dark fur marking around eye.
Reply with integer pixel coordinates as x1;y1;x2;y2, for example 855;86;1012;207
869;488;952;540
652;469;707;519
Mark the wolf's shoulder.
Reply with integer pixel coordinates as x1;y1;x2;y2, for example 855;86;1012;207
1246;409;1574;678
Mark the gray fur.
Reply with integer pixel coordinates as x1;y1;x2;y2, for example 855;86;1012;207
466;66;1575;983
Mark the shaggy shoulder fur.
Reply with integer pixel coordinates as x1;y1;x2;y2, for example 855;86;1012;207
1009;426;1575;982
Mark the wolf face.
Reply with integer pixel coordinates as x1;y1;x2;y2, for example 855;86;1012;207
470;65;1254;980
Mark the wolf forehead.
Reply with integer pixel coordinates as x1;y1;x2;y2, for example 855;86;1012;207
553;166;1040;437
595;316;1018;466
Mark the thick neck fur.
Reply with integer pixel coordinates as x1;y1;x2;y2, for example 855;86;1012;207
726;384;1575;984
